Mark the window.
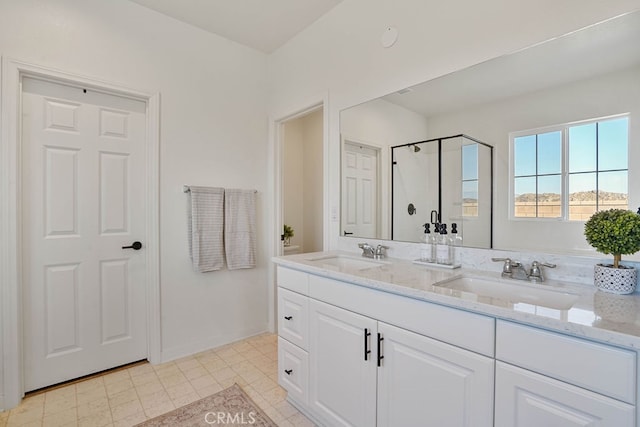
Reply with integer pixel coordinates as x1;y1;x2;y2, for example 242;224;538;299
511;115;628;220
462;143;479;217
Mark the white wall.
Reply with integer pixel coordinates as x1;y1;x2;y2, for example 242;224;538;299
0;0;270;383
426;65;640;254
267;0;640;254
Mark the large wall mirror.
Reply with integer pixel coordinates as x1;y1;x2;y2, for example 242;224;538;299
340;11;640;255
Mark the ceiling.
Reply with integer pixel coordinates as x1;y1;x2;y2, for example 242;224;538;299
129;0;344;53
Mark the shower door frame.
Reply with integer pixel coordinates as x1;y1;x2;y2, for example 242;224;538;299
390;134;493;247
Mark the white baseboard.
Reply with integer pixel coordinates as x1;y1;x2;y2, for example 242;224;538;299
159;326;270;364
286;396;326;427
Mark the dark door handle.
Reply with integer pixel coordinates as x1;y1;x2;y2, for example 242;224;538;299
344;231;353;236
364;328;371;361
284;369;293;375
377;333;384;367
122;241;142;250
284;316;293;320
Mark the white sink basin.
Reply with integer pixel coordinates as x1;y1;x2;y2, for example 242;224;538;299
306;254;386;271
432;276;581;310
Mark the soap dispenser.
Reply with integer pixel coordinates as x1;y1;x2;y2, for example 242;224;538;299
421;223;435;263
451;223;462;246
436;223;452;265
451;223;462;265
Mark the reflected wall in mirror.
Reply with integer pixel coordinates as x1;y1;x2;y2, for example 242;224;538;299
339;11;640;254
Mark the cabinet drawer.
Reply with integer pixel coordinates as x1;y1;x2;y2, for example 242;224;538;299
277;266;309;294
278;287;309;350
278;337;309;406
496;320;636;403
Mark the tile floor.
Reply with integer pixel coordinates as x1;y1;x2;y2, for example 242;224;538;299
0;333;315;427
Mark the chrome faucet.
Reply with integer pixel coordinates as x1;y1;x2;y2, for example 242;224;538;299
358;243;388;259
491;258;556;282
358;243;376;258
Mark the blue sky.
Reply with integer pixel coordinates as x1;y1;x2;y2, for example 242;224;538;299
513;117;628;196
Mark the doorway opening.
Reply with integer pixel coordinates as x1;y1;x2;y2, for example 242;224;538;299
280;107;324;255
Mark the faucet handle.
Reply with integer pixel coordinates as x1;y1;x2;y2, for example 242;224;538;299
529;261;556;282
491;257;519;276
375;245;389;258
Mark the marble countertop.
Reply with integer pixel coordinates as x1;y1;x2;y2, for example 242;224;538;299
273;251;640;351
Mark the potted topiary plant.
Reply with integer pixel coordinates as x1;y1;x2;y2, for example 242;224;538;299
283;224;294;247
584;208;640;294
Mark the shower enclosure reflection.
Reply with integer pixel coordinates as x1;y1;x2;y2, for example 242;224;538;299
391;135;493;247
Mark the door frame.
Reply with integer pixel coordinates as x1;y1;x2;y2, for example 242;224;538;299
267;93;328;332
0;58;161;409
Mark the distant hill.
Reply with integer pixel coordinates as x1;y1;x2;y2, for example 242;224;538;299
515;190;627;203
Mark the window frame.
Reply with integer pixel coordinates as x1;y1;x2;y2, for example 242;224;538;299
508;114;629;222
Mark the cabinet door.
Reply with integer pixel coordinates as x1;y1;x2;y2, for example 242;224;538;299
377;322;494;427
495;362;635;427
309;299;377;427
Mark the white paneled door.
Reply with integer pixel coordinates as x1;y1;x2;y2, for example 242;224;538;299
341;141;379;239
21;77;148;391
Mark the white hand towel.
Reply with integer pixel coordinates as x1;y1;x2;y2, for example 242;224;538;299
225;189;257;270
188;186;225;272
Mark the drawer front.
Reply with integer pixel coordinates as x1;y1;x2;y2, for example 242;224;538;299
496;320;636;403
277;266;309;294
278;287;309;350
278;337;309;406
309;274;495;357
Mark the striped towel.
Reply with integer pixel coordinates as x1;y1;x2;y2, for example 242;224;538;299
187;186;225;272
225;189;257;270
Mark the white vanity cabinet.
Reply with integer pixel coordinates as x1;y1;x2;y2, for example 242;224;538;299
495;320;636;426
277;266;495;427
275;264;639;426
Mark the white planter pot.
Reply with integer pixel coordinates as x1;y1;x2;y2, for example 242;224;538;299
594;264;637;295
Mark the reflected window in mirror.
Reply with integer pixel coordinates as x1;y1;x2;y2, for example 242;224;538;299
510;115;629;221
462;144;479;217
